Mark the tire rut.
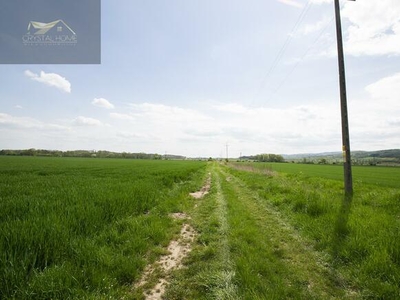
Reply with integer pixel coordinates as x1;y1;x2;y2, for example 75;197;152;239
218;164;360;299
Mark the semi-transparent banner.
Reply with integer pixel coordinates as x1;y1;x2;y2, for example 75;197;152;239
0;0;101;64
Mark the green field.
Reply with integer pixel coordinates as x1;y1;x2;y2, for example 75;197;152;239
0;156;206;299
234;162;400;188
222;162;400;298
1;157;400;299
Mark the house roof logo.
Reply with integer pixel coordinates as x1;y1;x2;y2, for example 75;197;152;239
23;19;77;45
27;20;76;35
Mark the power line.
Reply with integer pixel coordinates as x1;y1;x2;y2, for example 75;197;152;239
266;1;348;100
269;17;336;98
257;1;313;91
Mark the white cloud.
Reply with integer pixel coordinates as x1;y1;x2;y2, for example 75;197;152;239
0;112;68;131
116;131;152;139
310;0;331;4
212;103;338;140
110;112;134;120
73;116;103;126
129;103;209;123
122;101;343;155
212;103;253;114
347;72;400;150
92;98;115;109
387;118;400;126
342;0;400;56
305;1;400;57
24;70;36;78
24;70;71;93
365;72;400;106
207;97;400;154
3;93;400;156
300;16;331;35
15;105;23;109
278;0;303;8
0;113;73;150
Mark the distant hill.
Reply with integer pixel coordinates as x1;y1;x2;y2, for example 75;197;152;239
283;149;400;159
282;152;341;160
362;149;400;159
282;149;400;166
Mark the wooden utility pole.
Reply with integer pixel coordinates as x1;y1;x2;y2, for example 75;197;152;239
334;0;354;195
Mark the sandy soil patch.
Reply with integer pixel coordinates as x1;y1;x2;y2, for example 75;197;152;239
135;214;196;300
190;173;212;199
134;173;211;298
169;212;190;220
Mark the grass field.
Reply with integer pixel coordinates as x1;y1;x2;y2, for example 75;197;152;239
0;156;206;299
2;157;400;299
224;162;400;298
232;162;400;188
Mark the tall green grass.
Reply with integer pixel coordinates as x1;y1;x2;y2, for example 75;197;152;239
0;156;206;299
232;162;400;188
226;163;400;298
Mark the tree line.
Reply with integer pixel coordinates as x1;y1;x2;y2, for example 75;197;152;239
0;149;168;160
240;153;285;163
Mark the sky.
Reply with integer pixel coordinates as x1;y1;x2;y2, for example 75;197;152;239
1;0;400;158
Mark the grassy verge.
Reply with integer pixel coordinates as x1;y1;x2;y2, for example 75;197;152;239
225;163;400;298
220;166;352;299
0;157;206;299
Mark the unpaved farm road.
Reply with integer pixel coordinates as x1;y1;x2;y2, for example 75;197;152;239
136;163;360;299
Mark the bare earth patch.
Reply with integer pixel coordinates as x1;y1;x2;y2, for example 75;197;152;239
169;212;190;220
134;174;212;299
190;173;211;199
134;214;196;300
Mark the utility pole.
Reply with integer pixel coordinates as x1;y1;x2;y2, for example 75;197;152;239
334;0;354;195
225;143;229;161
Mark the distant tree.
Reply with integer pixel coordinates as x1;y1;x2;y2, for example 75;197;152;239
255;153;284;163
153;154;162;160
318;158;327;164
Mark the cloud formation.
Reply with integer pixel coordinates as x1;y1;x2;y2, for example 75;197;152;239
110;112;134;120
300;16;331;35
278;0;303;8
342;0;400;56
114;101;342;156
347;72;400;150
73;116;103;126
310;0;331;4
0;112;68;131
365;72;400;105
92;98;115;109
299;0;400;57
24;70;71;93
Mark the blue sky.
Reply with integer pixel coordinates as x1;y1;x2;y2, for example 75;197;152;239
1;0;400;157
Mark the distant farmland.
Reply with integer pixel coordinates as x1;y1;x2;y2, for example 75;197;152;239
233;162;400;188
